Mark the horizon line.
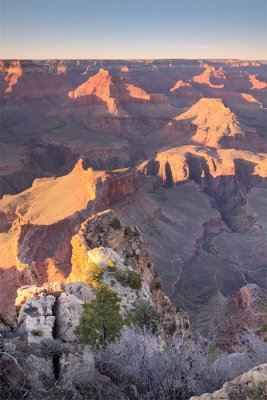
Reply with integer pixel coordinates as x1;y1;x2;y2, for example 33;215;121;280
1;57;267;61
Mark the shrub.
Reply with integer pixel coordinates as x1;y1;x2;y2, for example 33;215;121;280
97;329;267;400
85;262;104;288
169;322;177;335
110;217;122;230
31;328;43;336
261;324;267;333
0;313;10;327
75;285;123;346
107;259;117;270
41;338;63;358
123;259;129;266
154;280;162;290
126;300;160;333
115;269;142;289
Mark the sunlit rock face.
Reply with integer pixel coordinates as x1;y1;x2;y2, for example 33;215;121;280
68;68;151;118
0;163;140;317
139;145;267;186
172;98;244;147
2;60;23;93
248;73;267;90
191;64;225;88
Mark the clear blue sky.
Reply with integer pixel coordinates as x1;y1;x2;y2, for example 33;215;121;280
1;0;266;59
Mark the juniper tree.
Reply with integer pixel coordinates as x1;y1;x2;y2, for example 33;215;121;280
75;285;123;346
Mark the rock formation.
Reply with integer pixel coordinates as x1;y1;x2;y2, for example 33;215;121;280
171;98;244;147
68;209;190;340
190;363;267;400
191;64;225;88
68;68;150;116
138;145;267;186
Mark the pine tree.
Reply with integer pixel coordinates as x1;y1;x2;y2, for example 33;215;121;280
75;285;123;346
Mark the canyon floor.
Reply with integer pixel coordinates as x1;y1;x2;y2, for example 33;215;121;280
1;59;267;345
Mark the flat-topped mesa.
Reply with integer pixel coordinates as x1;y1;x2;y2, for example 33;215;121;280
68;68;150;115
138;145;267;187
0;159;109;227
172;98;244;148
0;160;139;228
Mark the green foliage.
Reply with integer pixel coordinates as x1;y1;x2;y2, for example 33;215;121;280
261;323;267;333
115;269;142;289
75;285;123;346
126;299;160;333
123;259;129;267
110;217;122;230
0;313;10;327
168;322;177;336
31;328;43;336
41;338;63;358
206;345;220;361
85;261;104;288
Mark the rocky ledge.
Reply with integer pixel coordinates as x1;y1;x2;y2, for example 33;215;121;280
190;363;267;400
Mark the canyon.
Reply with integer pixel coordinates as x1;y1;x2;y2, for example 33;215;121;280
1;59;267;348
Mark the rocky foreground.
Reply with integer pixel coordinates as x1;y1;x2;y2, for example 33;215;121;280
0;210;266;399
191;364;267;400
0;210;190;398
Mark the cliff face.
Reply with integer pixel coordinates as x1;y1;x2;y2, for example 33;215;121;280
0;164;140;317
138;145;267;194
69;209;190;340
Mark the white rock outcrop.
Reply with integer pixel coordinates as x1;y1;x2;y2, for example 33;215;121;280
18;295;56;344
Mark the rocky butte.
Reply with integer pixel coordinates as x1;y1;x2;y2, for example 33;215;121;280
0;59;267;399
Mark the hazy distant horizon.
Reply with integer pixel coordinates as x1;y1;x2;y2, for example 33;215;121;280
1;0;266;60
1;58;267;62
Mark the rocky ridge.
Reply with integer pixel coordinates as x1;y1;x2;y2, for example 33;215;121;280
190;363;267;400
0;210;191;399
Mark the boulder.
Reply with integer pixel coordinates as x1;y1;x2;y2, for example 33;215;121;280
65;281;94;302
59;345;95;389
0;351;26;386
26;354;55;390
56;292;84;342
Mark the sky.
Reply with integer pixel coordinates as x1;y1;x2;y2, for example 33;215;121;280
1;0;266;59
